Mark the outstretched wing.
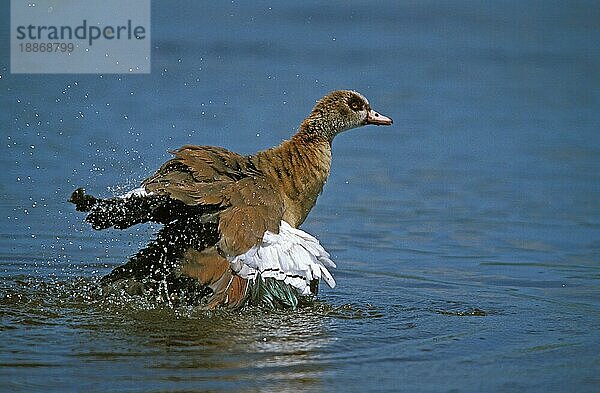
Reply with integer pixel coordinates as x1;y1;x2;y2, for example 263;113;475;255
142;145;285;257
76;144;335;307
98;145;285;307
142;145;260;204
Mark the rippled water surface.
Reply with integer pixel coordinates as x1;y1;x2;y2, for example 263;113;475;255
1;1;599;392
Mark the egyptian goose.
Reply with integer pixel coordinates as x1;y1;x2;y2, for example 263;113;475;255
70;90;393;309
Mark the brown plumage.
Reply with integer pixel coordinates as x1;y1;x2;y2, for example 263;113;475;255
70;90;392;309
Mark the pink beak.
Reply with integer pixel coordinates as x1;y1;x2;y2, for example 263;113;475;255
366;109;393;126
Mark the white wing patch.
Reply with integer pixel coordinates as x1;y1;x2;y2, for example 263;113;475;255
229;221;336;295
118;187;152;199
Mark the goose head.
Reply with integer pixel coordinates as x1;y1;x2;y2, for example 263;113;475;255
300;90;393;140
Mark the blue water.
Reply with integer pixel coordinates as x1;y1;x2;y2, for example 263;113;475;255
1;1;599;392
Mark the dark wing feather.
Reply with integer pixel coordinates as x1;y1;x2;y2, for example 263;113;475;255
84;145;284;308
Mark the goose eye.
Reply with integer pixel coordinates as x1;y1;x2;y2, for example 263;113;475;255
348;99;362;111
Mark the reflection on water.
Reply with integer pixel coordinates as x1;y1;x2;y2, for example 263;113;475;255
1;274;505;391
1;277;338;391
1;273;498;392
